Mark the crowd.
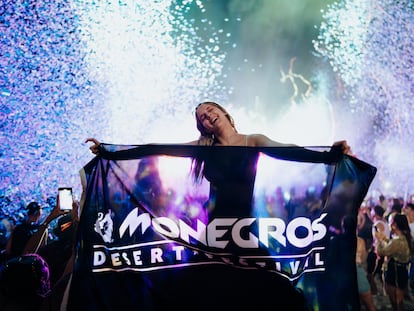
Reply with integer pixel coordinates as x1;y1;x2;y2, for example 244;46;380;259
356;195;414;311
0;190;413;310
0;195;79;310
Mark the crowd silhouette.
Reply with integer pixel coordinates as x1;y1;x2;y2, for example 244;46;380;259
1;189;414;310
0;195;79;310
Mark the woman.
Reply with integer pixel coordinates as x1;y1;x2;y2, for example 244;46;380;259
85;101;352;310
375;213;412;311
86;101;351;218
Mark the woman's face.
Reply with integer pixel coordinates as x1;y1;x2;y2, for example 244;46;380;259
196;103;226;134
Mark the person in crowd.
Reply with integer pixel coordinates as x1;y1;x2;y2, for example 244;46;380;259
23;200;78;282
379;194;390;216
386;200;404;224
404;202;414;241
371;205;391;242
0;253;50;311
0;196;78;311
4;201;44;260
21;195;79;310
367;204;390;296
0;222;9;262
375;213;412;311
357;203;374;253
133;156;169;216
403;202;414;292
356;226;377;311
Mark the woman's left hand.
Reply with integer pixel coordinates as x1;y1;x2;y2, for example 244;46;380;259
333;140;352;156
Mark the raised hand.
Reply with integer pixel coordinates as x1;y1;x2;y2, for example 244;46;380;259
85;138;101;154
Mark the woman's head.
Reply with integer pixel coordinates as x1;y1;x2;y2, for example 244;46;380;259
391;213;413;253
195;102;236;139
391;213;410;233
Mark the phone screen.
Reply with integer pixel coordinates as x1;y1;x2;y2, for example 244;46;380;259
58;187;73;210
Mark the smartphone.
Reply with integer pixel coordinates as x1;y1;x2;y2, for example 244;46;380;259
58;187;73;210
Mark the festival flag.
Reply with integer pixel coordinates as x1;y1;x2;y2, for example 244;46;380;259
66;144;376;310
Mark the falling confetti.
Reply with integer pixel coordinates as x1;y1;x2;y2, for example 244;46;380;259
0;0;231;213
314;0;414;197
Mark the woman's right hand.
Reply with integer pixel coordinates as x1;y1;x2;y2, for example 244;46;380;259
85;138;101;154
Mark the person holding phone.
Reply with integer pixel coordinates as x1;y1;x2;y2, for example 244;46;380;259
22;190;75;255
1;193;79;311
36;198;80;311
367;205;390;295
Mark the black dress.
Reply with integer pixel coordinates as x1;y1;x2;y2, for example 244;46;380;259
202;147;259;219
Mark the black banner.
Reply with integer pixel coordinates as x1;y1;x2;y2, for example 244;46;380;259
66;144;376;310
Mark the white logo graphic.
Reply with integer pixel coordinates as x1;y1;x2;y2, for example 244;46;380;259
95;210;114;243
